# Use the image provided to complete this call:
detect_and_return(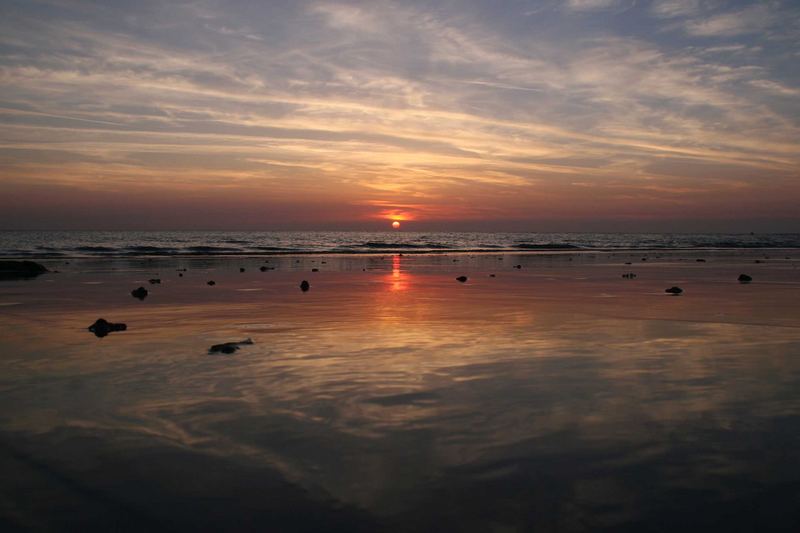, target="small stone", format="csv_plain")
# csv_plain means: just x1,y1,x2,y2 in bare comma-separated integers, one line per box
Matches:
148,278,161,284
178,273,183,277
514,265,522,269
209,338,253,355
665,286,683,295
696,259,706,262
88,318,127,338
260,266,267,272
240,267,245,273
311,268,319,272
456,276,468,282
489,274,496,277
131,286,148,300
738,274,753,283
207,280,216,286
300,280,310,291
